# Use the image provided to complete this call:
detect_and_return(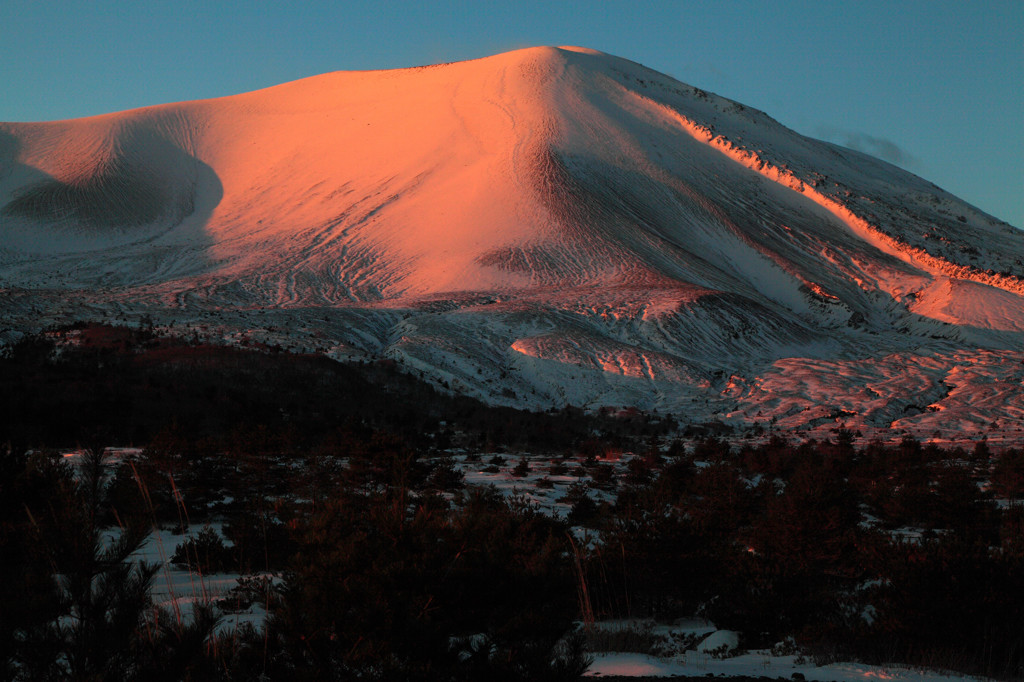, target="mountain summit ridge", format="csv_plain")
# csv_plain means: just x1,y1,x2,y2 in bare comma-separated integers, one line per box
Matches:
2,46,1022,438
